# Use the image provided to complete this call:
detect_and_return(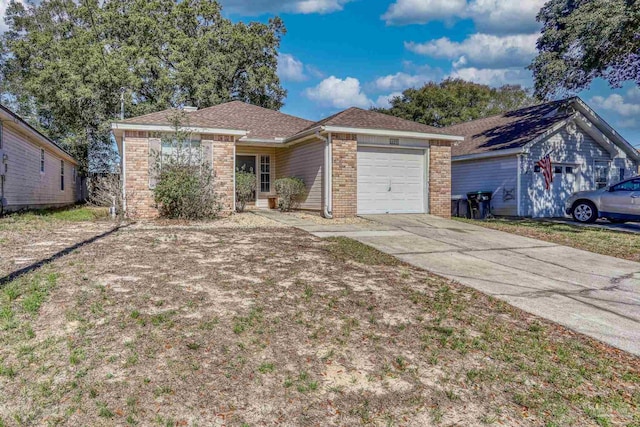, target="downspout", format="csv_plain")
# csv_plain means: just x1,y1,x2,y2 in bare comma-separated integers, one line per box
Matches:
426,144,431,214
318,131,333,219
121,133,127,214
